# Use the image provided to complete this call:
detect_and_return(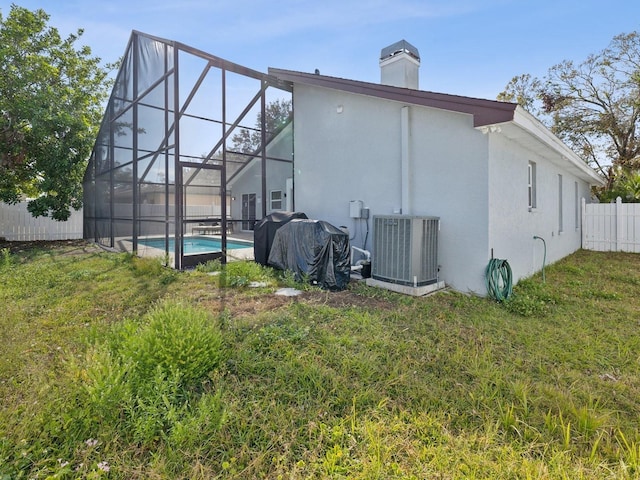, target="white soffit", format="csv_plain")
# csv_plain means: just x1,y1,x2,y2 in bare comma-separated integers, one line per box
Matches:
480,106,605,186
